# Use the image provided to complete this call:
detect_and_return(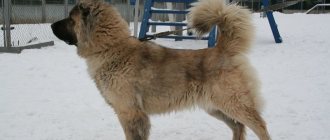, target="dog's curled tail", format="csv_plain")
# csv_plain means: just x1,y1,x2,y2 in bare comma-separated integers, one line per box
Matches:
188,0,254,55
